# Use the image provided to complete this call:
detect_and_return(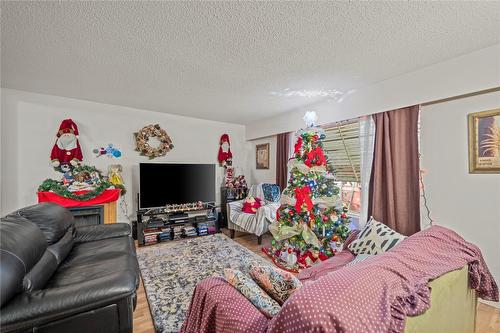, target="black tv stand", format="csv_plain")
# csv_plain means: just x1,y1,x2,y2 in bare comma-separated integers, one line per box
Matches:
136,202,219,246
169,213,189,220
